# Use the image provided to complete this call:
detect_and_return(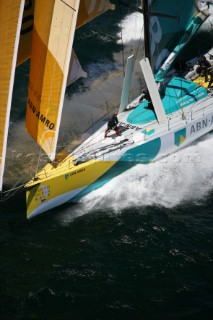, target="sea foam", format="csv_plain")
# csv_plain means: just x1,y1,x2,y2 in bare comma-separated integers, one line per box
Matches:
81,133,213,211
59,133,213,226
